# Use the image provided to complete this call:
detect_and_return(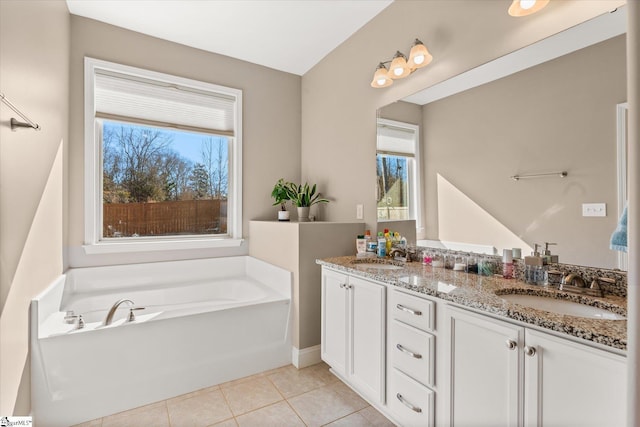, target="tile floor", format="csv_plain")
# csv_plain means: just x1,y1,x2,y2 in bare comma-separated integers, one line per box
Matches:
73,362,397,427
